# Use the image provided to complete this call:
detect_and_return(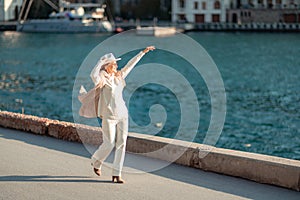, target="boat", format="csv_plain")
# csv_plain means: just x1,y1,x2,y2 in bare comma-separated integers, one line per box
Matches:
136,26,178,37
17,0,114,33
